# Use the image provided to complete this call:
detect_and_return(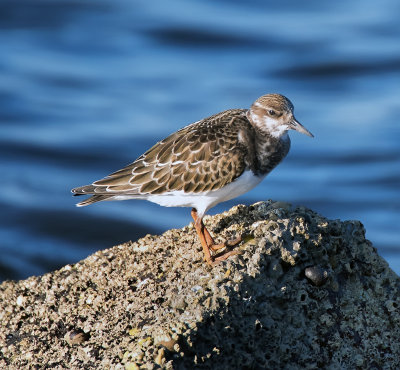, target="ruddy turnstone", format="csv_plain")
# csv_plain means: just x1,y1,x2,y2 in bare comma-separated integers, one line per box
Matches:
72,94,313,266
